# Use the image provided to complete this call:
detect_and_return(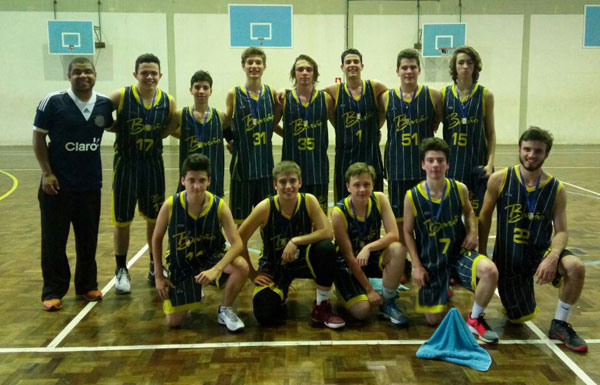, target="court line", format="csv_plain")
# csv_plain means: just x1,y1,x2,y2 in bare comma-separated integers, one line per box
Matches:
46,244,149,349
563,182,600,197
0,170,19,201
568,191,600,200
